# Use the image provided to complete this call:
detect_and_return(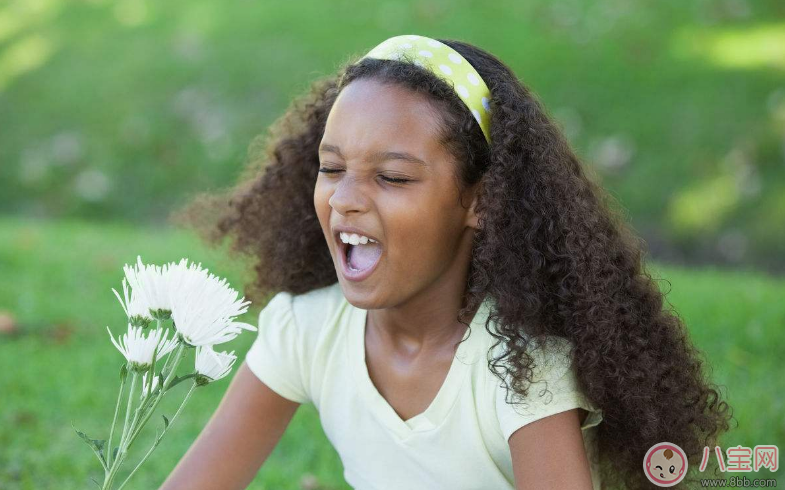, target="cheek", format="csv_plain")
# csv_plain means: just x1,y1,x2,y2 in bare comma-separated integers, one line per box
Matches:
313,189,335,245
390,187,464,237
386,211,457,265
313,184,331,217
